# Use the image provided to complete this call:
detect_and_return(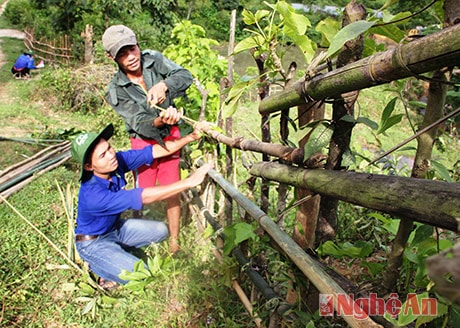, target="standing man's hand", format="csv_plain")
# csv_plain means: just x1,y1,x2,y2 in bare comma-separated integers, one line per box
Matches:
148,81,168,106
159,106,181,125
